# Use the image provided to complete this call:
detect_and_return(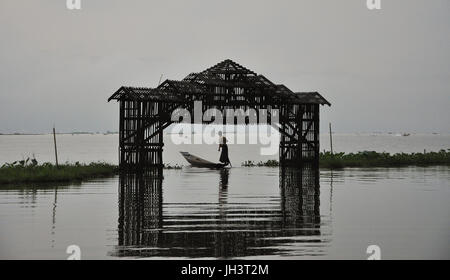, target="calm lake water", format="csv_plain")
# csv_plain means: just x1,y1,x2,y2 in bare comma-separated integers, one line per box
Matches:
0,134,449,259
0,133,449,166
